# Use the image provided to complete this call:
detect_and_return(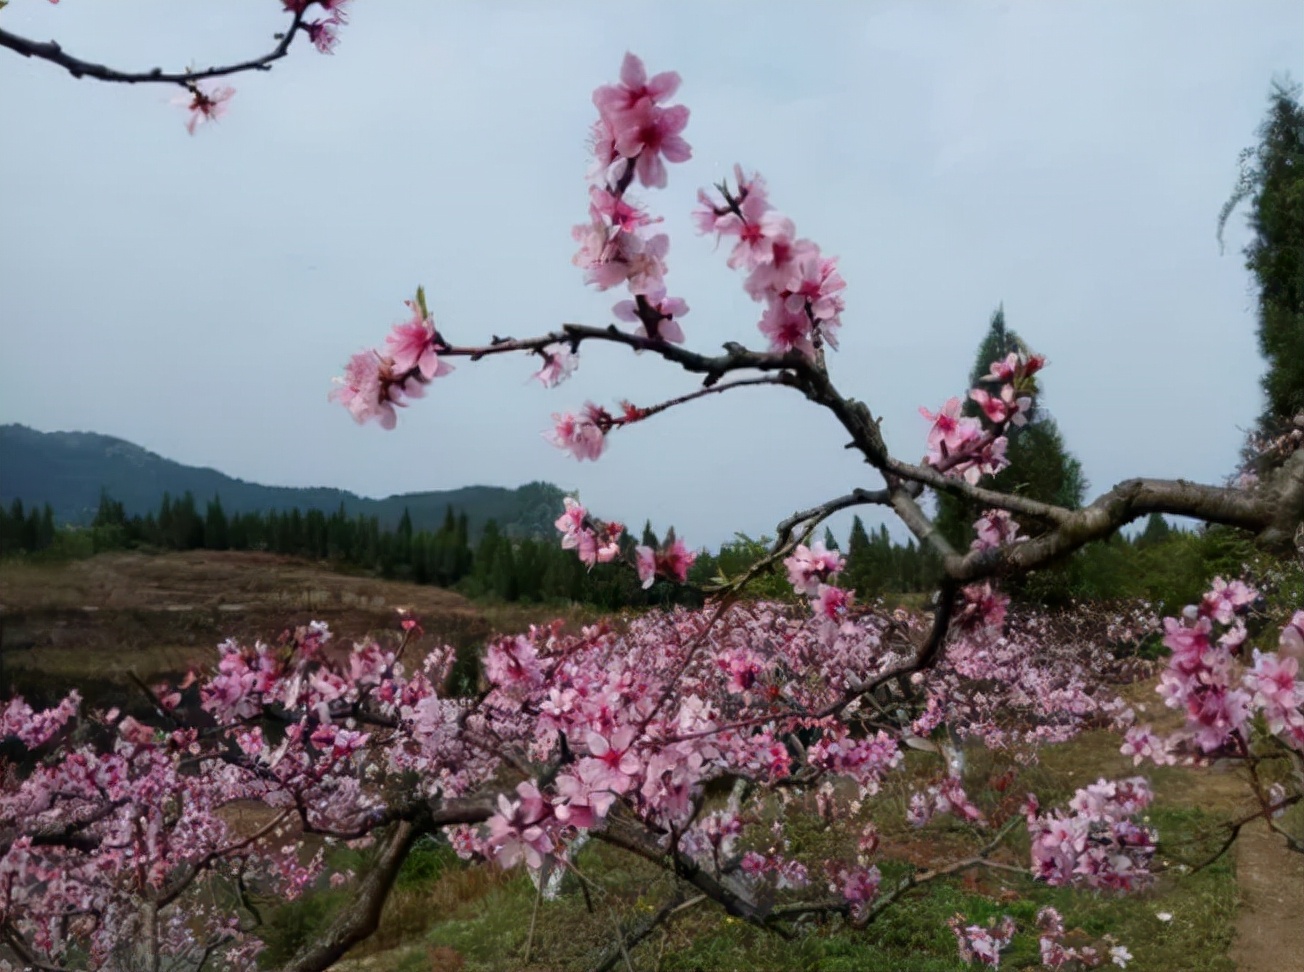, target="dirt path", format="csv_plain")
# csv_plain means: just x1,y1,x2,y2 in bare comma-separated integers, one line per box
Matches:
1231,818,1304,972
